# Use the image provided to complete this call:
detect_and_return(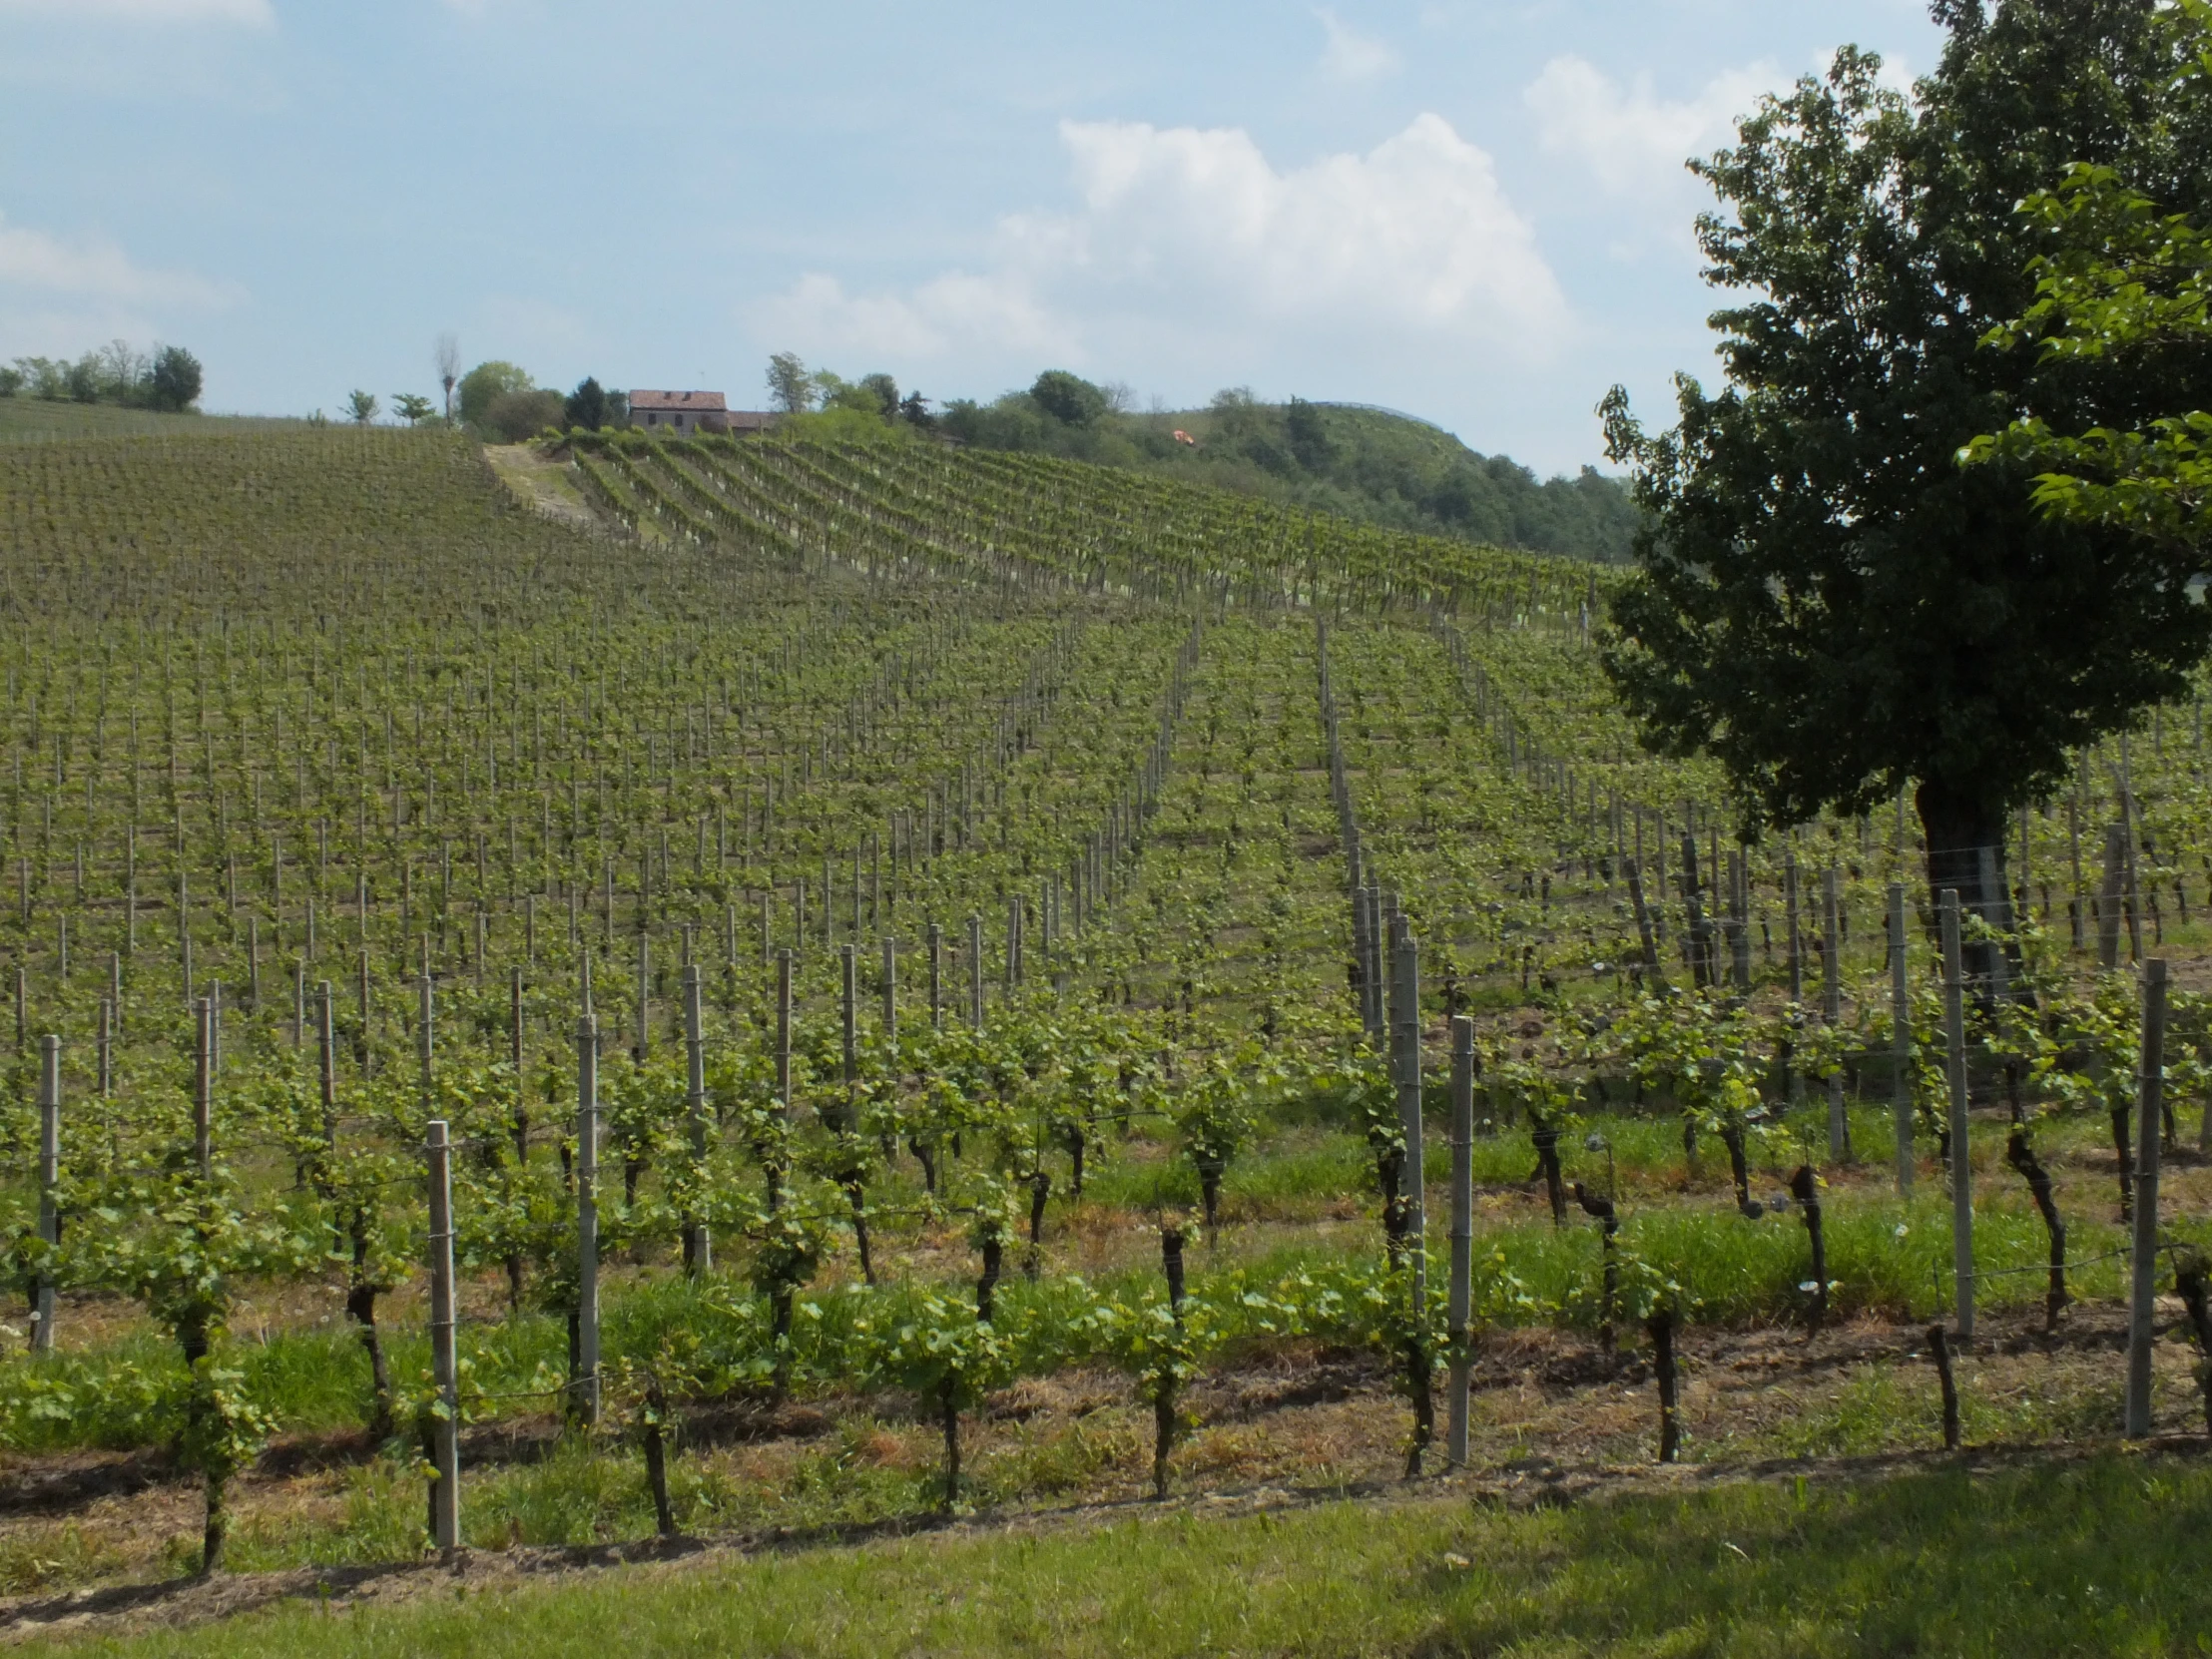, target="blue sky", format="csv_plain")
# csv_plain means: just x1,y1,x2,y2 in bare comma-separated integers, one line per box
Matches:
0,0,1944,474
